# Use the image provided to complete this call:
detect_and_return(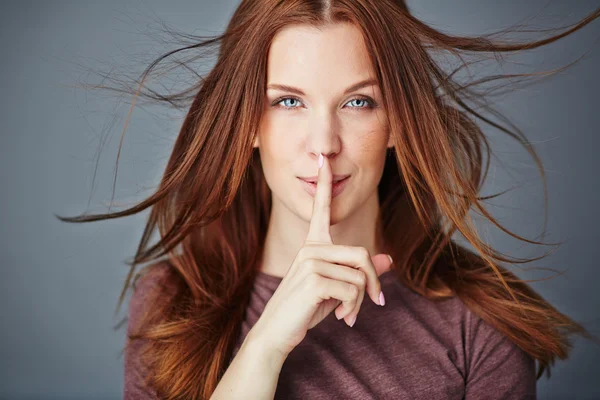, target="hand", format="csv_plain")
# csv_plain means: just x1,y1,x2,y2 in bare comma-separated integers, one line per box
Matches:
248,152,393,358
